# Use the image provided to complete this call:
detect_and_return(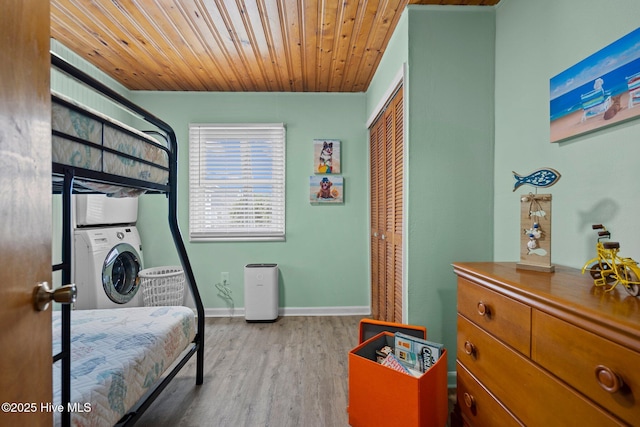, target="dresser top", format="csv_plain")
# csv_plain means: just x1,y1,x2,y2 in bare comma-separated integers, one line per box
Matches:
453,262,640,351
